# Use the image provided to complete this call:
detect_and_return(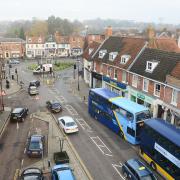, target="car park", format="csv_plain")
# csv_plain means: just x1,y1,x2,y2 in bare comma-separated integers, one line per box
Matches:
46,100,62,113
122,158,157,180
29,80,40,87
10,107,28,122
20,167,44,180
28,85,39,95
58,116,78,134
52,164,76,180
26,134,45,158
